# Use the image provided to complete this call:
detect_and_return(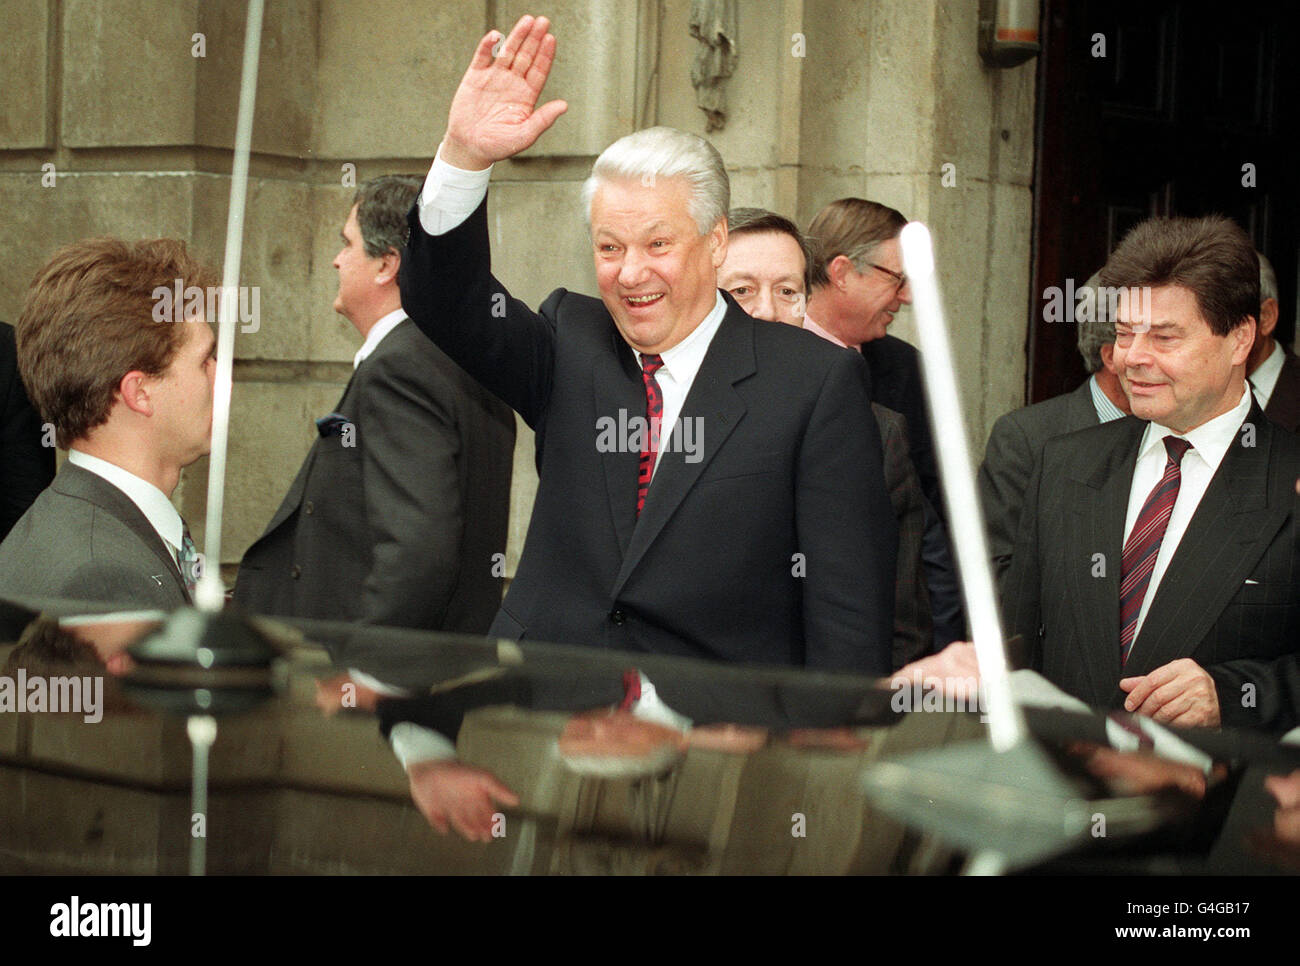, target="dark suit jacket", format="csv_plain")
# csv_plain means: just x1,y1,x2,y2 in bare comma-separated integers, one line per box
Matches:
861,333,963,646
0,462,191,609
979,378,1100,582
0,321,54,541
1263,346,1300,433
398,197,897,674
234,319,515,633
873,403,931,668
1002,402,1300,732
